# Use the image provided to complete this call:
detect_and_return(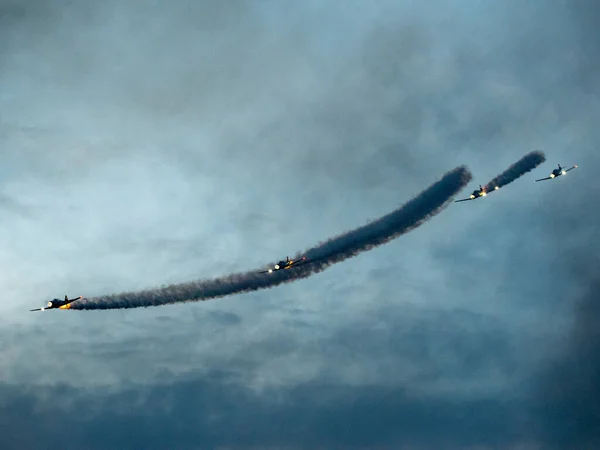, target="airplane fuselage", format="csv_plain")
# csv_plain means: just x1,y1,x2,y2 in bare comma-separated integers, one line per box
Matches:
456,185,498,203
31,295,82,311
262,257,307,273
534,164,576,182
43,299,72,310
